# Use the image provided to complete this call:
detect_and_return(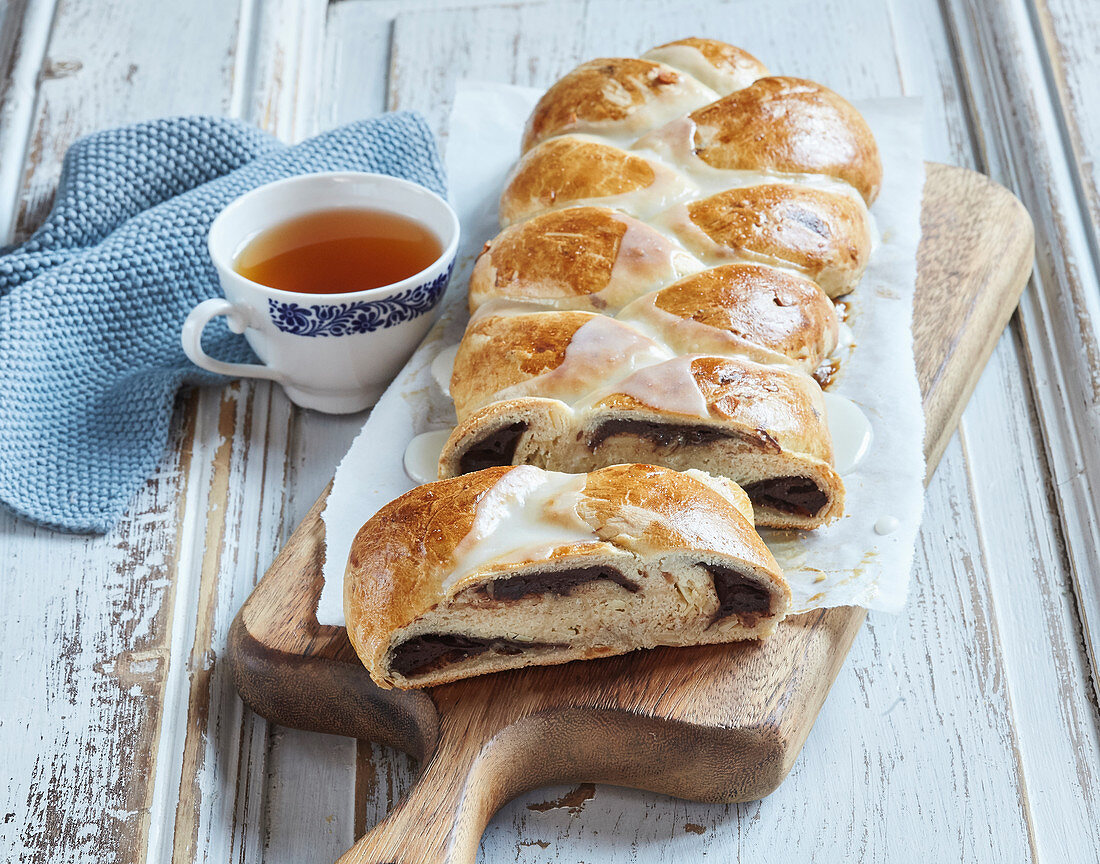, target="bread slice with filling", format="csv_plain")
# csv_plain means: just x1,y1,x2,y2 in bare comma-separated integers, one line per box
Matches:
441,307,844,529
344,464,790,690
